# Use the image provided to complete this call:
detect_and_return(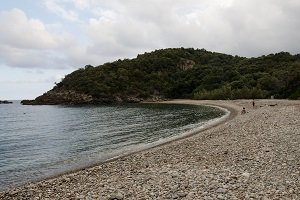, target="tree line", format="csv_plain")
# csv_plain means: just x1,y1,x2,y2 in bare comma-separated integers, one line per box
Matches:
54,48,300,101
